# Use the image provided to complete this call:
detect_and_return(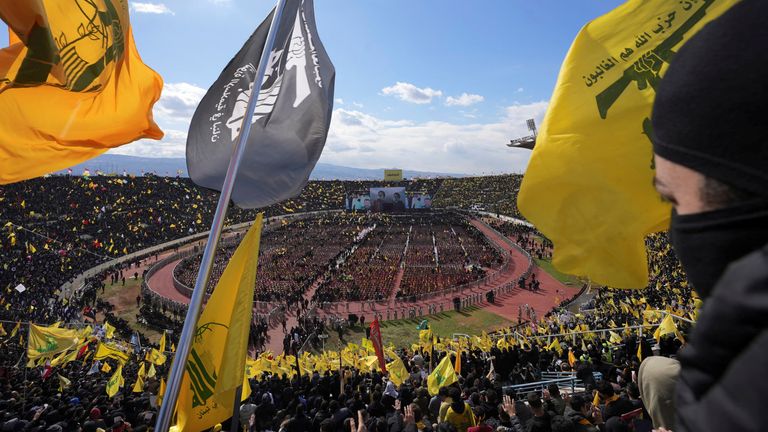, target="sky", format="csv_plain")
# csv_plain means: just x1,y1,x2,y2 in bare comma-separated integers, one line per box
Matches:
1,0,626,175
